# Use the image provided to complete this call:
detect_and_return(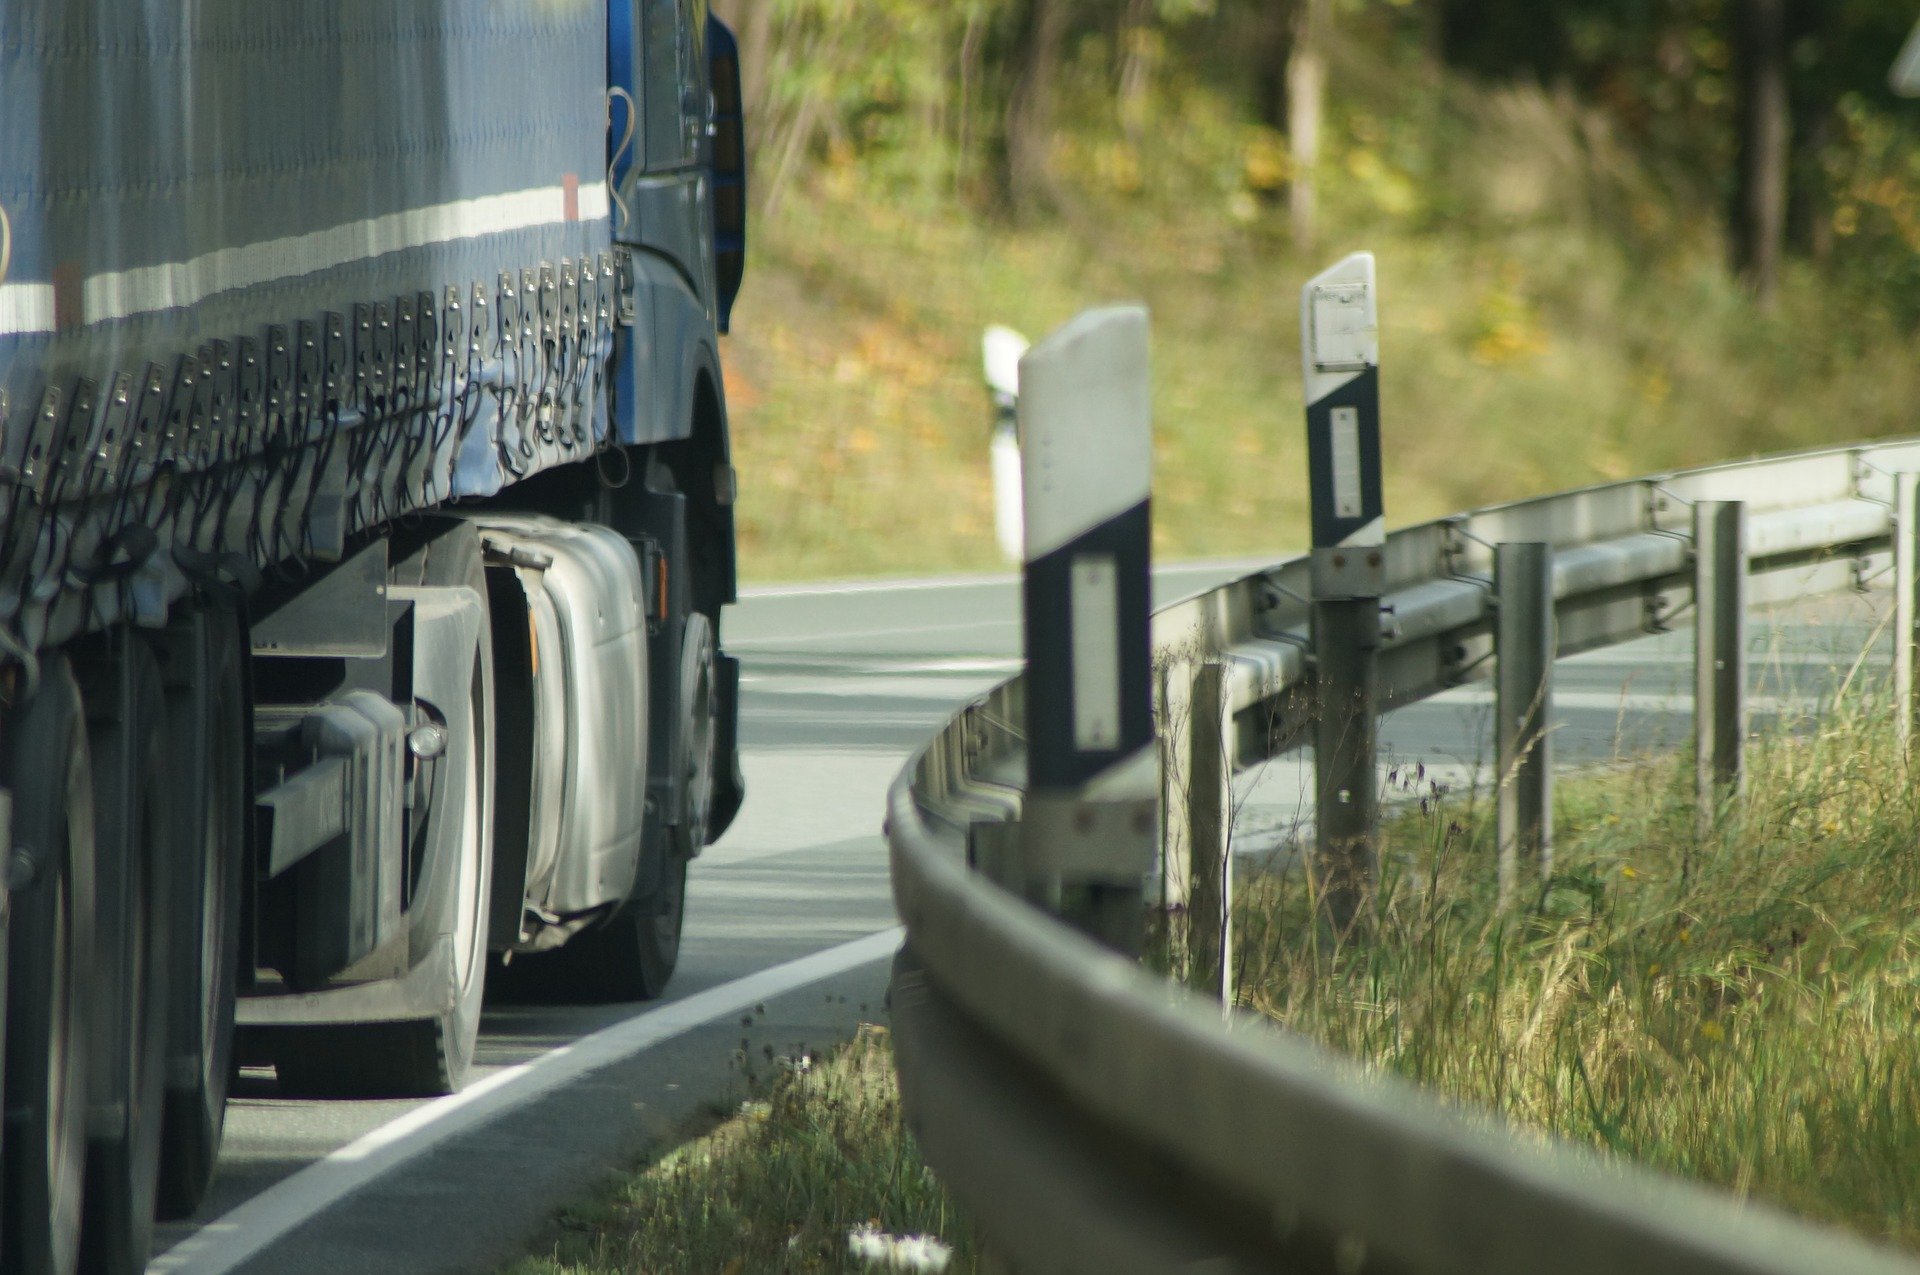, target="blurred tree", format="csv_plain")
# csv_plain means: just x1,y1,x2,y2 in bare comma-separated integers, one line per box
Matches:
1732,0,1789,303
1251,0,1332,248
1287,0,1332,247
1001,0,1075,216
